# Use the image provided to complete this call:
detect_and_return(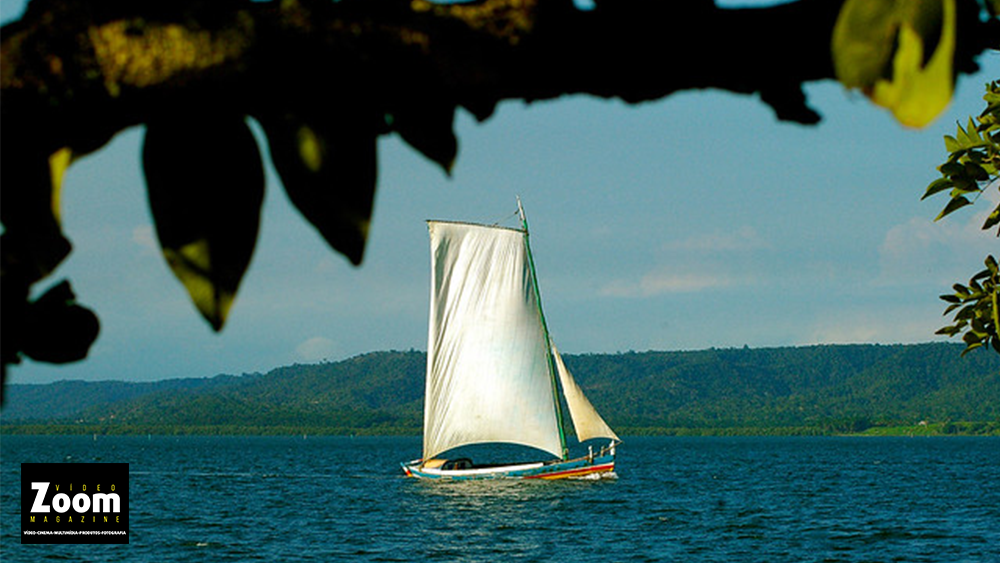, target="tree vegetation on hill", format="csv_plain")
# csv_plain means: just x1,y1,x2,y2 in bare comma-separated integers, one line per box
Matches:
562,344,1000,432
3,345,998,435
